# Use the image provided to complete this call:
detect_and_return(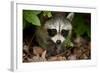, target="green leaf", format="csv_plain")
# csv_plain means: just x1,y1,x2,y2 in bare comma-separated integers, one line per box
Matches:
43,11,52,18
62,35,73,49
23,10,41,26
47,12,52,17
